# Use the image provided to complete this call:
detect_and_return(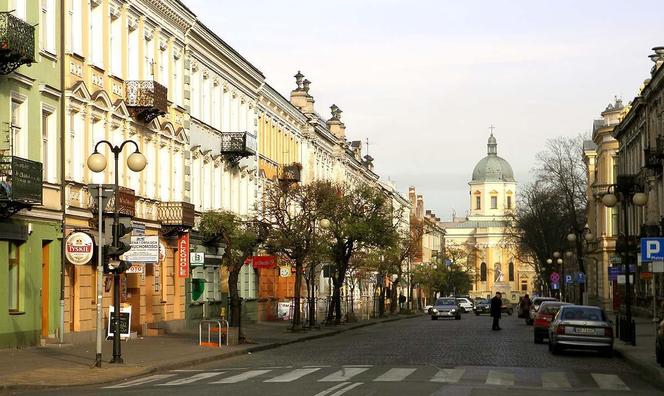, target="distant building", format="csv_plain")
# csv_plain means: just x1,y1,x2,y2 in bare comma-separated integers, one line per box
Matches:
441,134,534,301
